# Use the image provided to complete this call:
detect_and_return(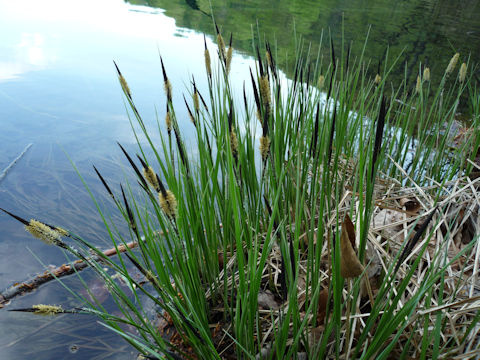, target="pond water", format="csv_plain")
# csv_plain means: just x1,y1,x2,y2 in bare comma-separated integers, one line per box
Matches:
0,0,479,358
